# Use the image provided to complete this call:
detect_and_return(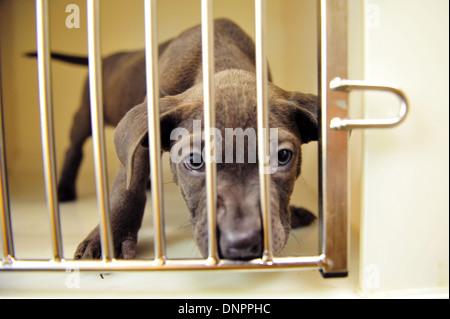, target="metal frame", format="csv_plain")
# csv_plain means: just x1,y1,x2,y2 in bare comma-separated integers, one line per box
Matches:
0,0,371,277
317,0,409,277
318,0,349,277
